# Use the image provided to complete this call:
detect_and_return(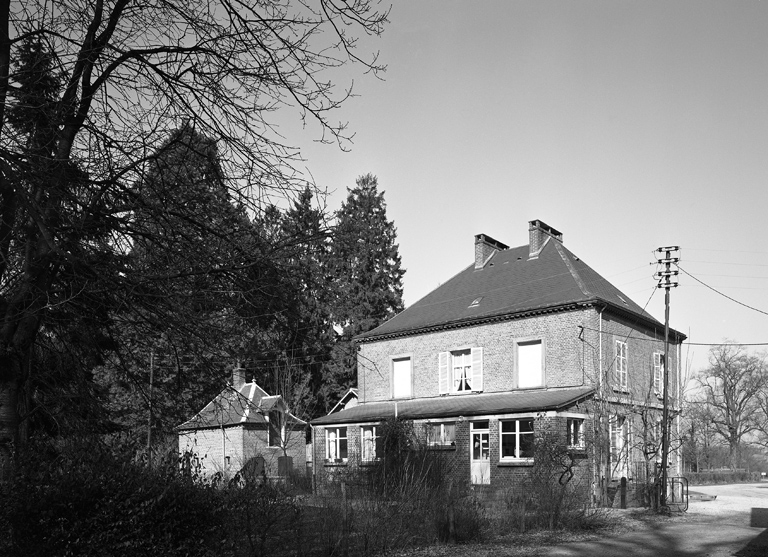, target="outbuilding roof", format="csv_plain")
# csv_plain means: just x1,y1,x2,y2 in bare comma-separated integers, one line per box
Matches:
178,381,306,431
312,386,594,425
357,231,683,342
